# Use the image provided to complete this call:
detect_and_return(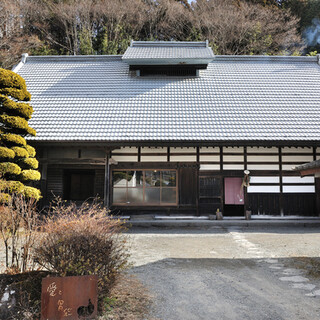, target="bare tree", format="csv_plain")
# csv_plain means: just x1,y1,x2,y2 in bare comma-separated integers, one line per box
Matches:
192,0,303,55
